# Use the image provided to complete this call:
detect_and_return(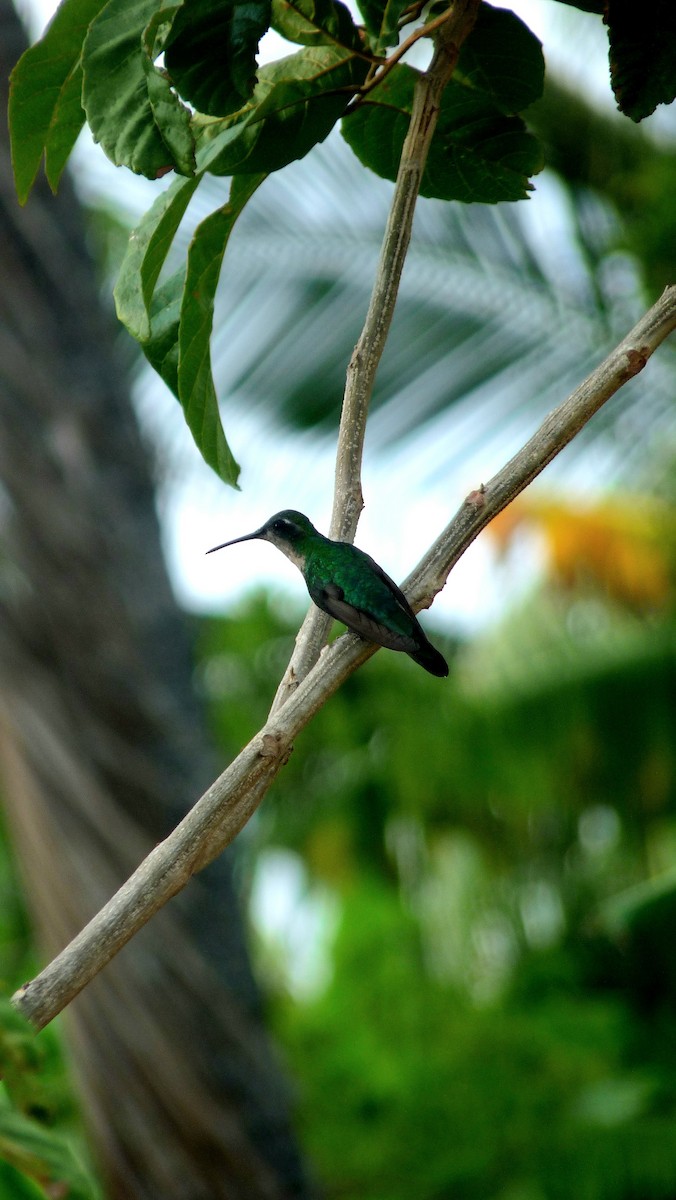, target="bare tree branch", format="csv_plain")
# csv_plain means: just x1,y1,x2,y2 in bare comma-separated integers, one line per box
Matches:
13,282,676,1031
